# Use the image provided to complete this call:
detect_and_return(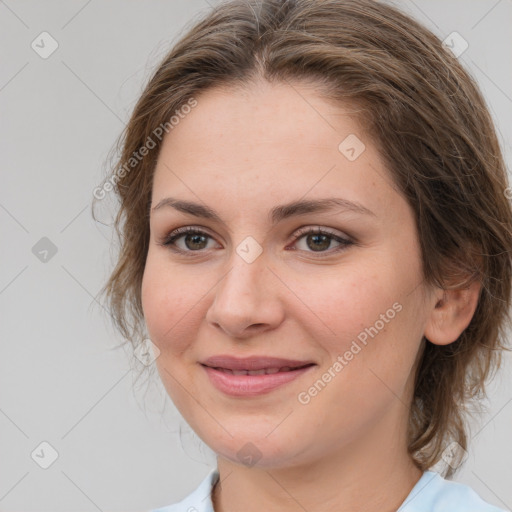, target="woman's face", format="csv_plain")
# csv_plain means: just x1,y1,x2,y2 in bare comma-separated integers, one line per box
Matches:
141,80,435,469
